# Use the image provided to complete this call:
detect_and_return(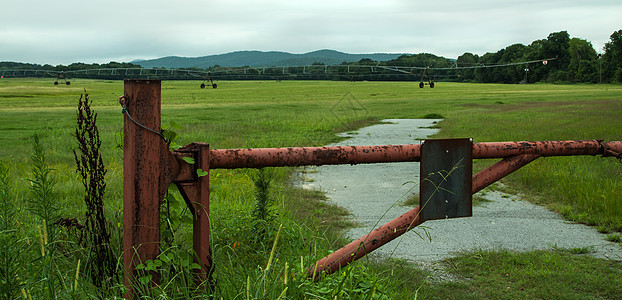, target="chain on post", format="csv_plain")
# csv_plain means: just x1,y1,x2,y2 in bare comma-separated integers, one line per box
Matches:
118,95,166,140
